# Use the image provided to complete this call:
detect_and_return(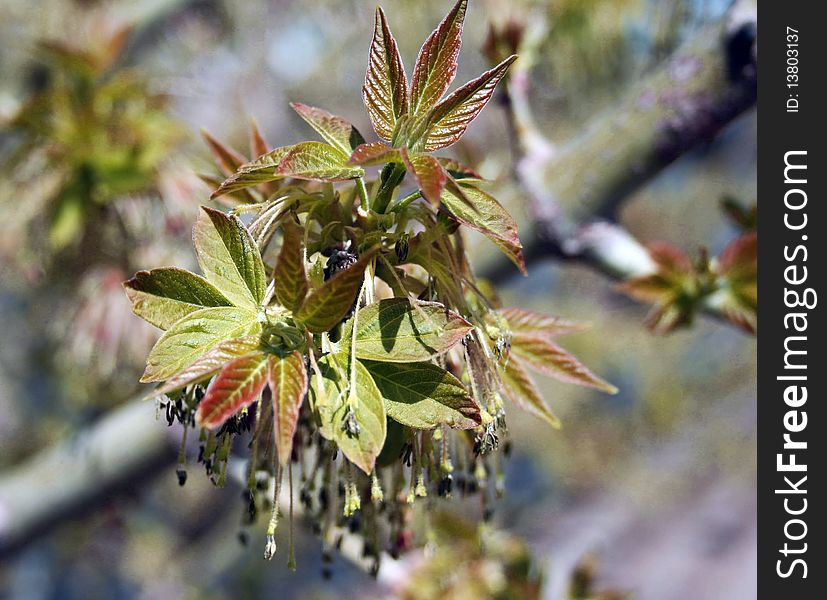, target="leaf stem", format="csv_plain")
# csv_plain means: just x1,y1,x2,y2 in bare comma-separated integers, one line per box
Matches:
356,177,370,212
373,163,407,214
390,190,422,213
